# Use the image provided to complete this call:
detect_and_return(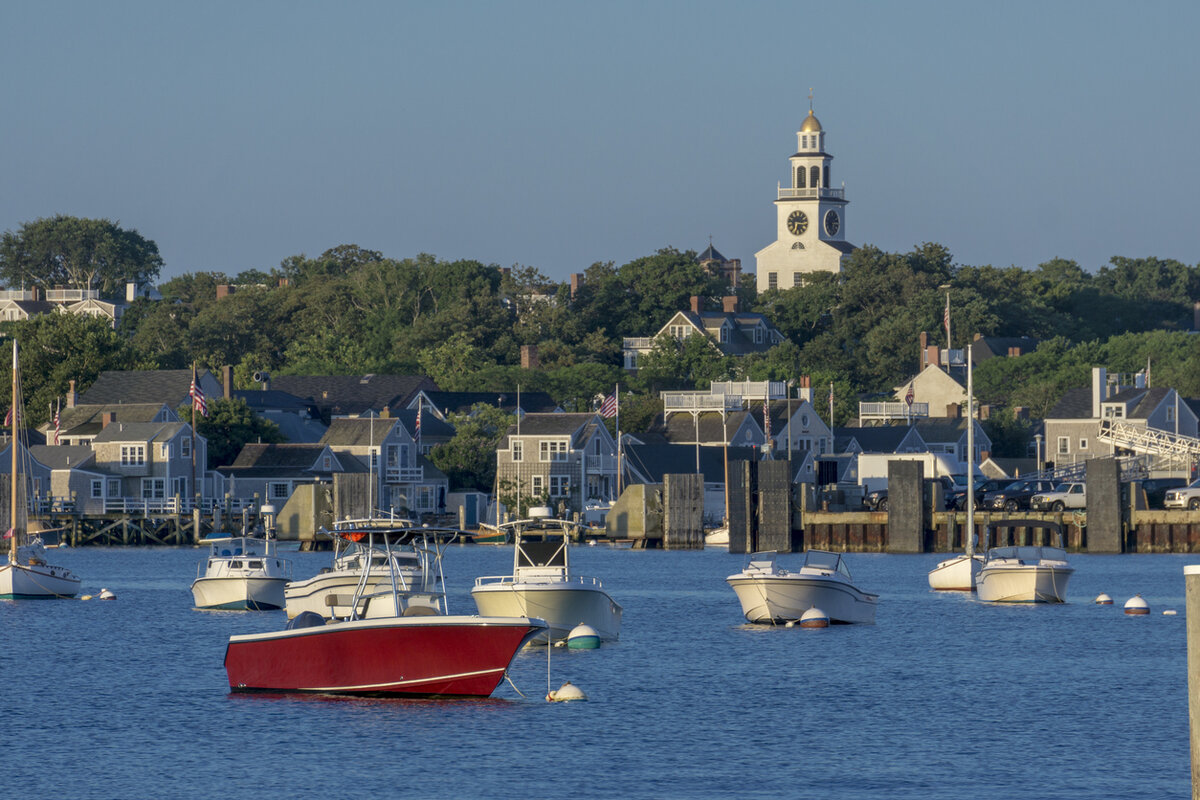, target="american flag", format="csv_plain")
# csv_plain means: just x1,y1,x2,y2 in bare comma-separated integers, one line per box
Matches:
190,376,208,417
943,296,951,340
763,398,771,439
905,383,915,407
53,401,60,445
599,392,618,418
415,409,422,442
